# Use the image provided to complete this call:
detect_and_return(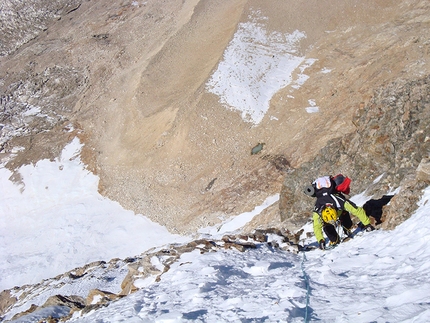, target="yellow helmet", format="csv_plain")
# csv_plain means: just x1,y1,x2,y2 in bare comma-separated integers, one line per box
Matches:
321,205,338,224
